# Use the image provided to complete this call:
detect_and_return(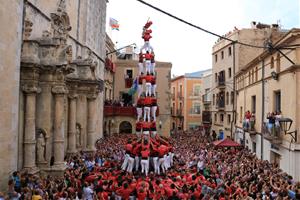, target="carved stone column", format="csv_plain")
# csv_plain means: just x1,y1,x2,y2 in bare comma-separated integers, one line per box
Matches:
67,94,77,154
86,93,97,151
52,85,68,169
23,85,40,171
